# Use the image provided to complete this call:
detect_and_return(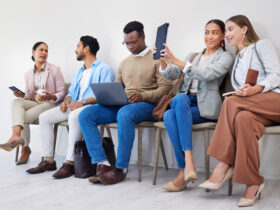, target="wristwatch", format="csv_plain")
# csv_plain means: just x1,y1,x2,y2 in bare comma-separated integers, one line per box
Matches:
81,99,86,105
